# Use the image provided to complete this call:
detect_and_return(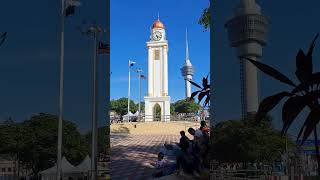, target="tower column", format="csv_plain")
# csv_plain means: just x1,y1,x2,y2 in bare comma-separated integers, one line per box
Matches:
181,29,194,99
148,47,153,96
244,56,259,113
239,56,259,118
145,17,170,122
225,0,269,119
163,46,168,96
185,75,192,97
